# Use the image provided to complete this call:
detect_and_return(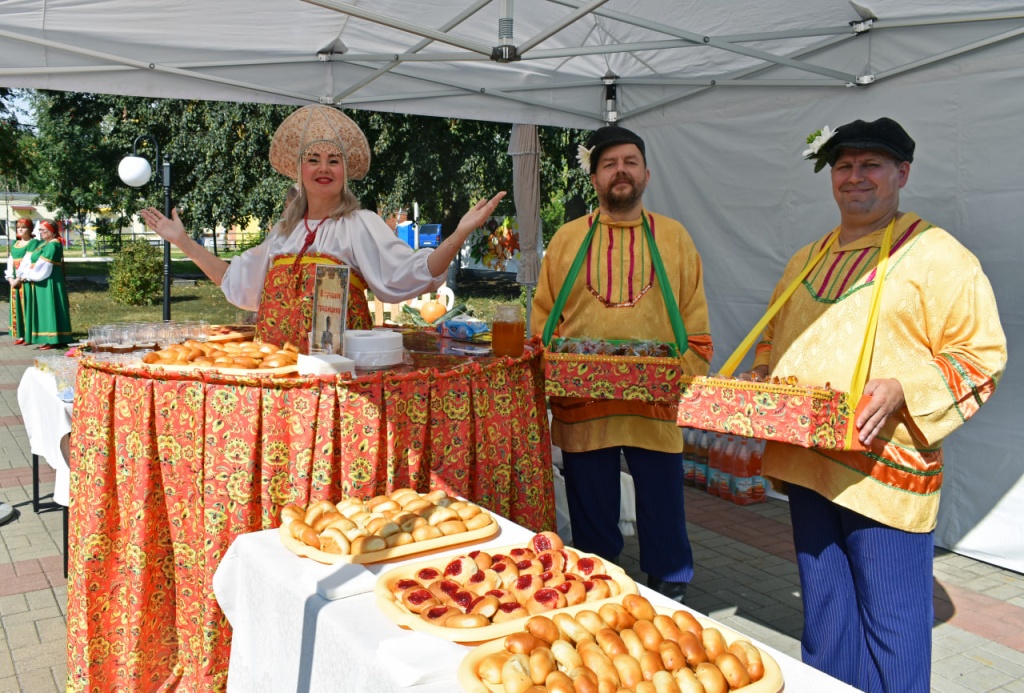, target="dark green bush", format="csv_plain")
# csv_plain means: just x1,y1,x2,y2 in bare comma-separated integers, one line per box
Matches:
109,239,163,306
